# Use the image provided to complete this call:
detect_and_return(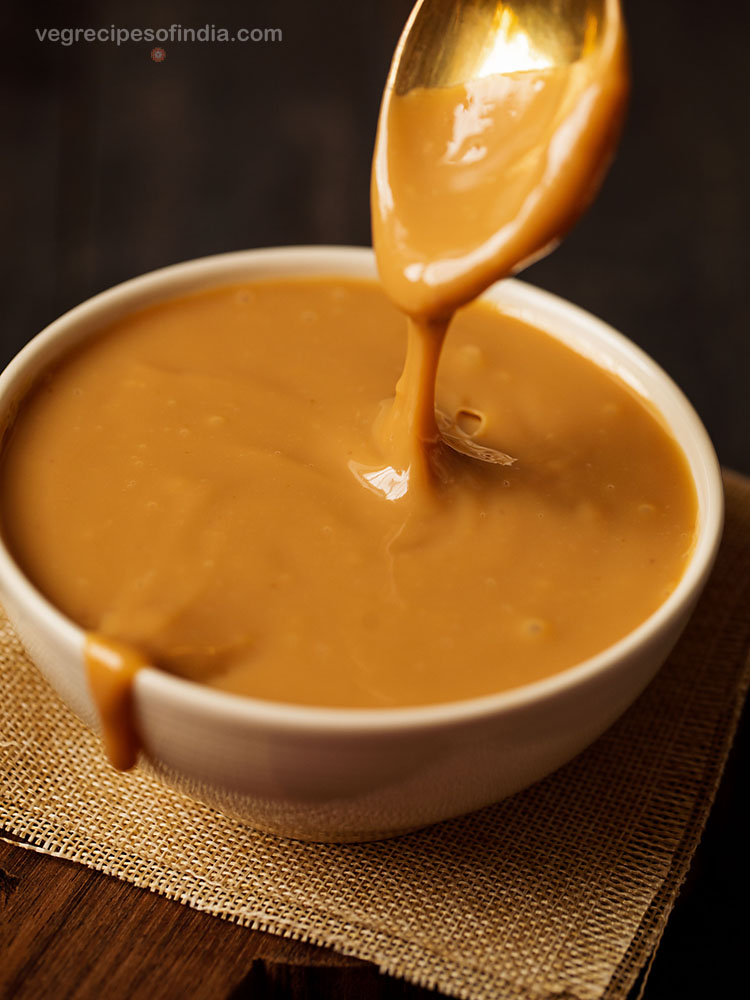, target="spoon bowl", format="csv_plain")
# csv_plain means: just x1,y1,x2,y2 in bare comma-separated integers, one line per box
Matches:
372,0,629,318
